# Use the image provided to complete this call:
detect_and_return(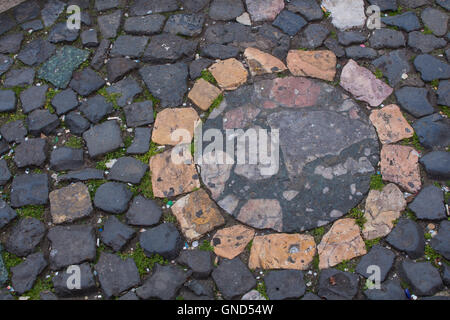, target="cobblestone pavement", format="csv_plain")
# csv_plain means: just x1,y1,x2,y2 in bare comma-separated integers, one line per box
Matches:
0,0,449,300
